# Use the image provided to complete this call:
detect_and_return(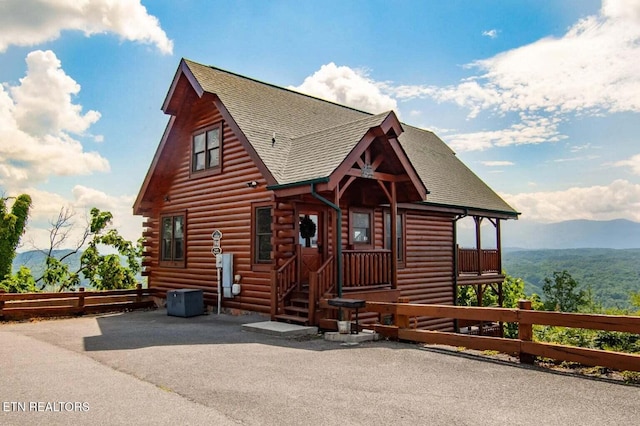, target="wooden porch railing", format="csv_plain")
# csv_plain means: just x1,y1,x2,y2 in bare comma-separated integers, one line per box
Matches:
309,256,335,324
0,284,154,320
366,300,640,372
271,251,299,319
458,247,500,274
342,249,392,288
